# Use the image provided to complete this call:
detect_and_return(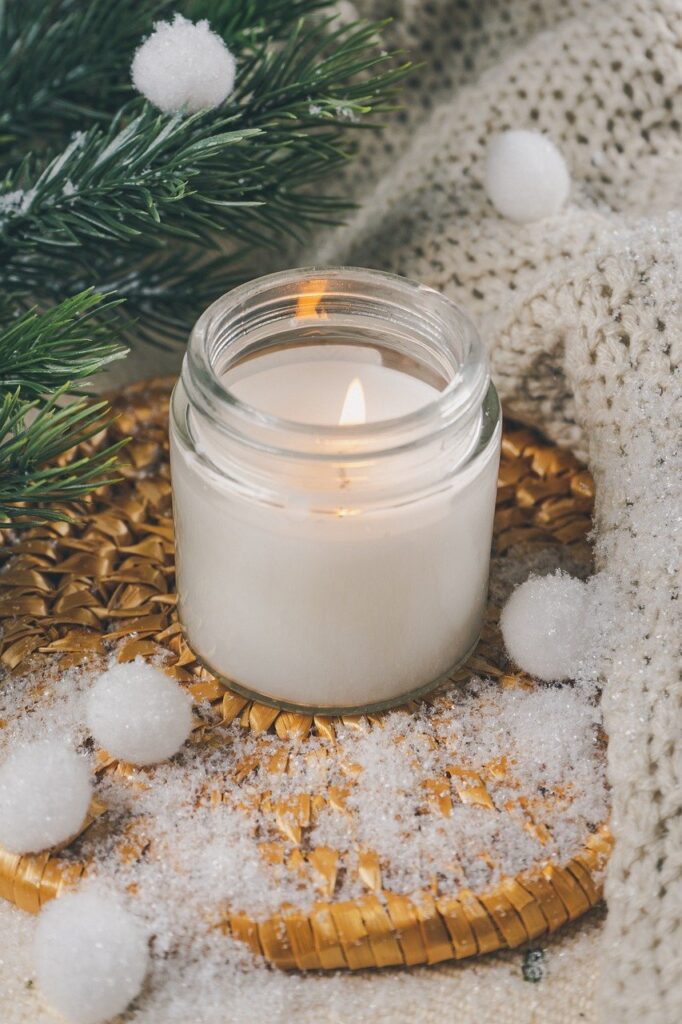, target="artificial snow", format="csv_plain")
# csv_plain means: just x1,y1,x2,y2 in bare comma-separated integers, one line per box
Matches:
0,545,609,1016
484,130,570,223
87,659,193,765
82,658,606,931
34,887,148,1024
500,571,590,681
0,739,91,854
0,188,37,228
131,14,236,114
